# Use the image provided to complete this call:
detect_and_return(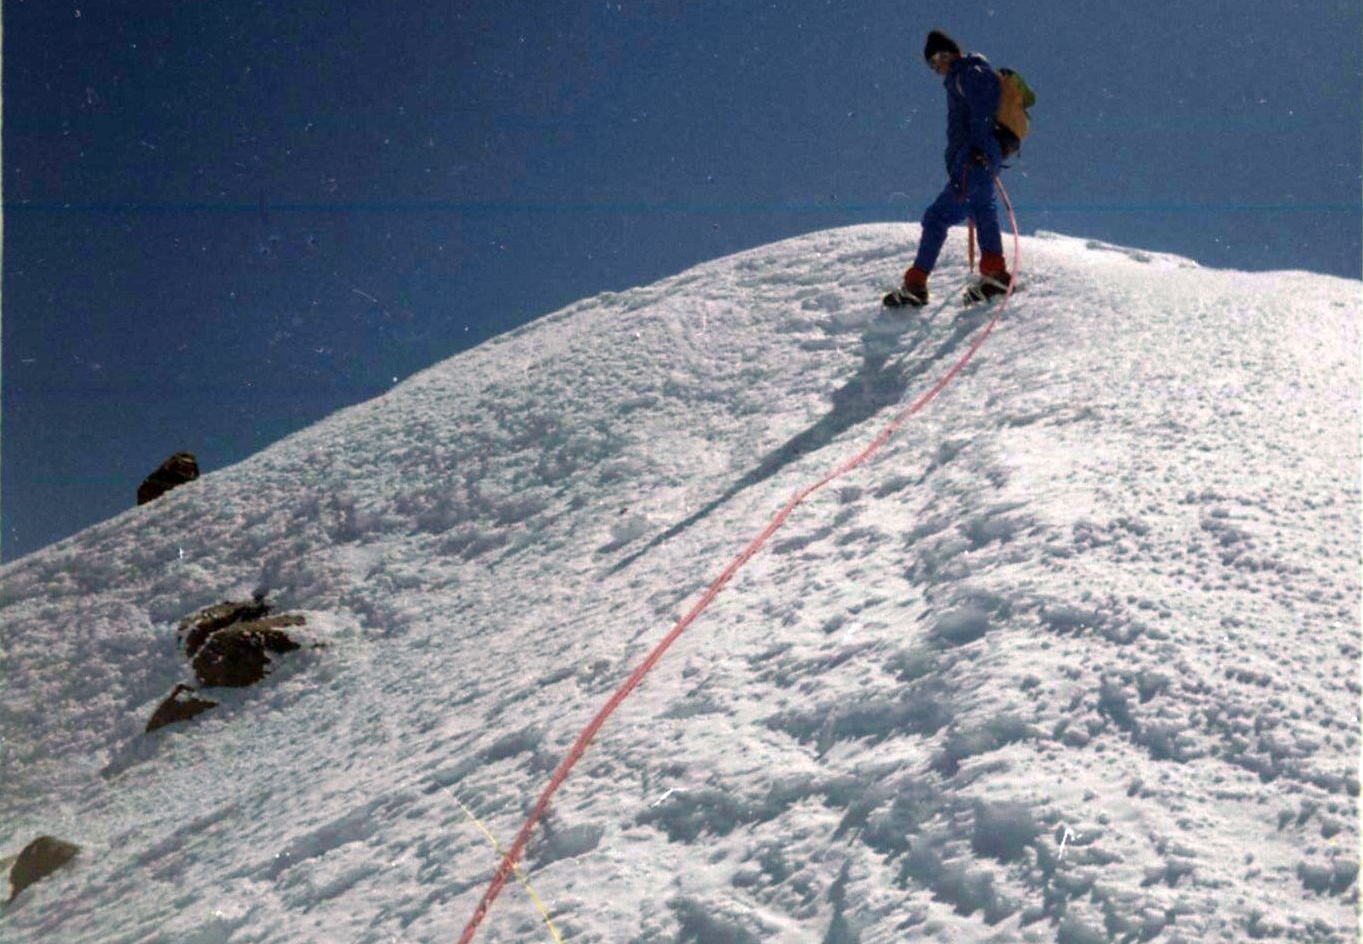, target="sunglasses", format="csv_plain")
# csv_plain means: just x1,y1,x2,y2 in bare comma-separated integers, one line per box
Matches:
928,51,953,70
